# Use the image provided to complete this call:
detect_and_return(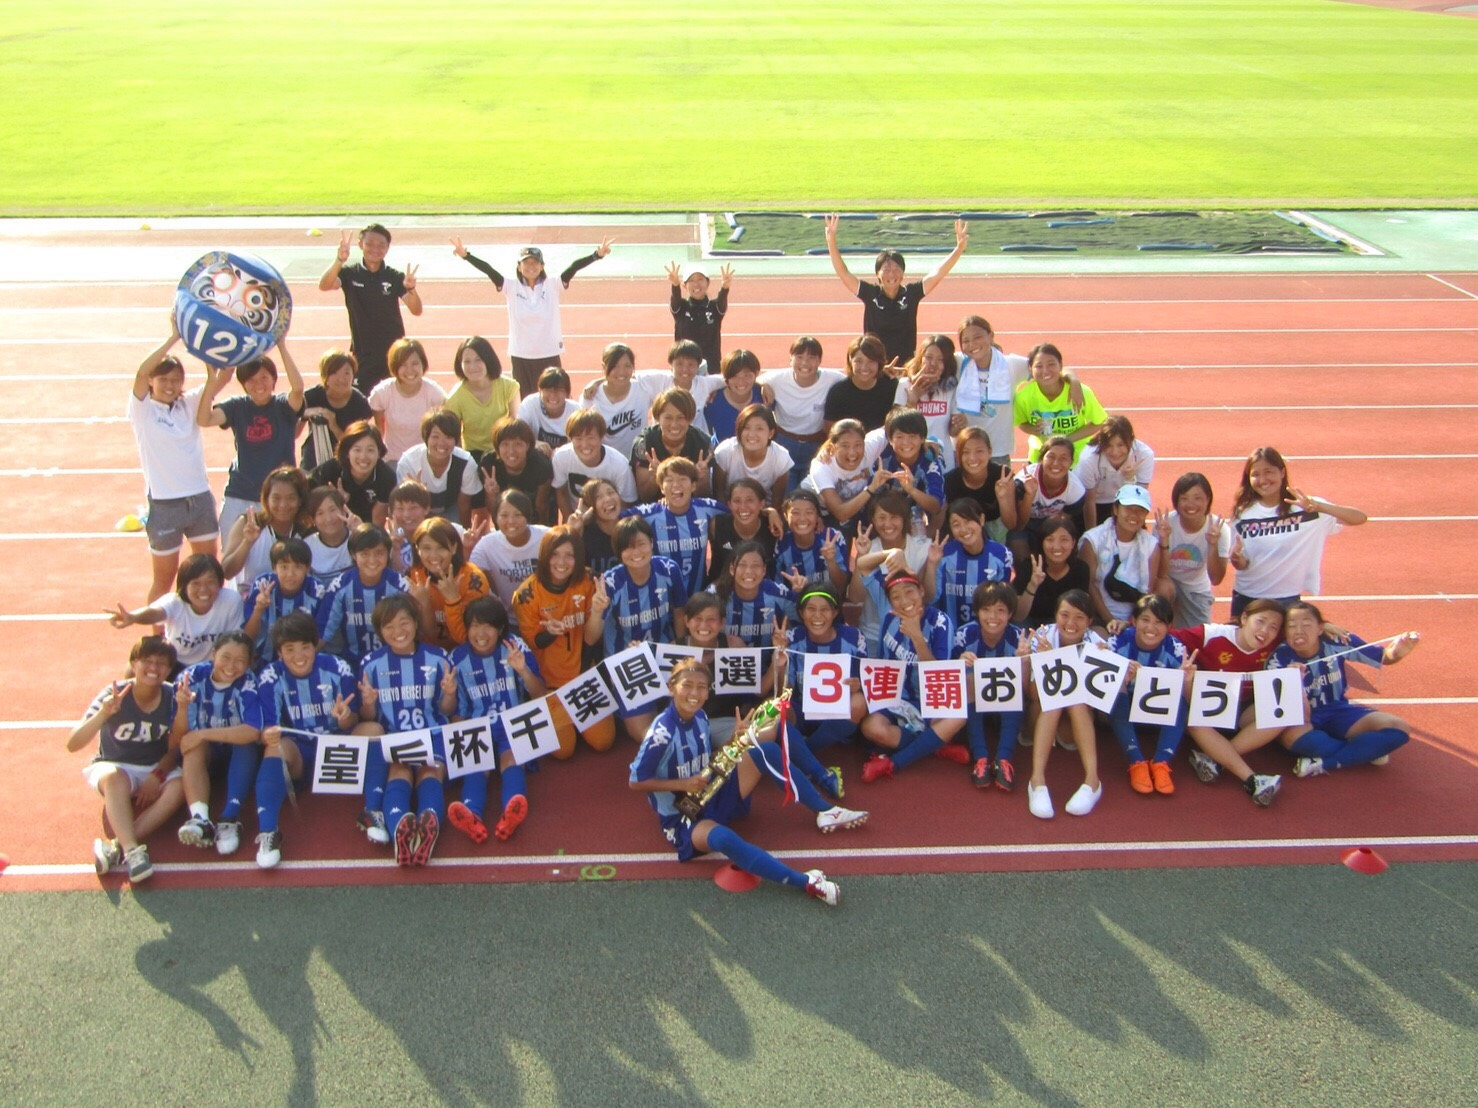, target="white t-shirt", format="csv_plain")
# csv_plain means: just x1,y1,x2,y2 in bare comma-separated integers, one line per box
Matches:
581,377,661,458
1081,520,1159,623
395,444,482,498
368,379,448,462
1232,503,1343,598
1022,464,1088,521
758,368,846,437
127,387,210,500
802,433,885,504
550,443,639,505
634,370,725,436
895,378,957,469
516,393,580,449
713,438,794,490
1166,511,1233,595
158,589,245,667
1076,440,1157,505
951,349,1030,461
504,277,564,360
470,526,550,607
306,534,353,582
